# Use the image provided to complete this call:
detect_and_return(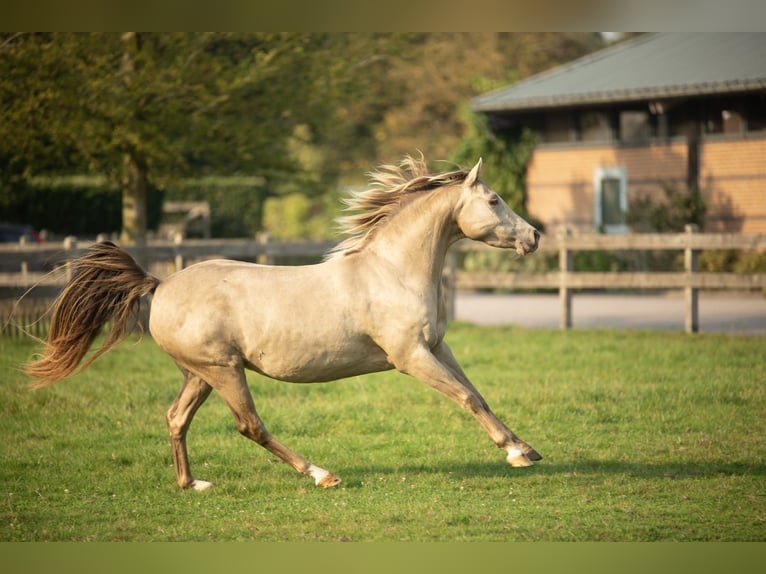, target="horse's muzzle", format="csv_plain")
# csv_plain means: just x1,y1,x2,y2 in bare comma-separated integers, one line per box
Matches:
515,228,540,256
